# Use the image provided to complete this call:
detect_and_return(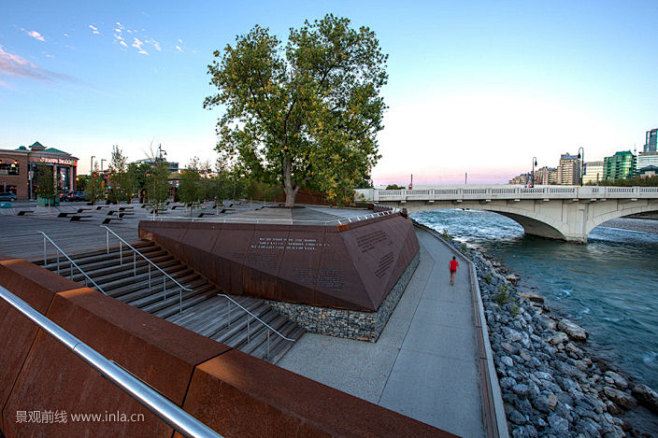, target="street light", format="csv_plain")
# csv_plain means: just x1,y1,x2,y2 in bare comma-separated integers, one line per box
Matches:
577,146,584,186
530,157,537,188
